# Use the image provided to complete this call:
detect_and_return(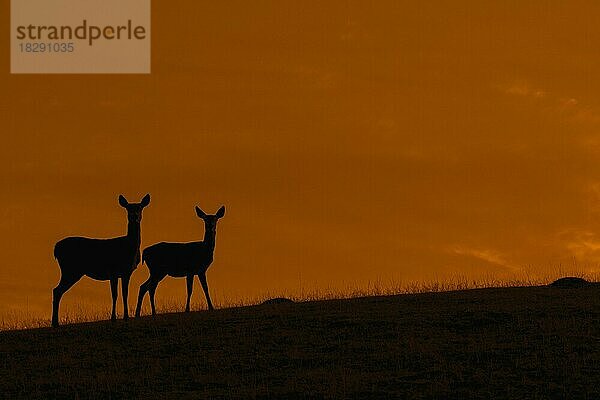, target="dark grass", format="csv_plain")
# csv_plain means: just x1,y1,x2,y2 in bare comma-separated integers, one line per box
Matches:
1,285,600,399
